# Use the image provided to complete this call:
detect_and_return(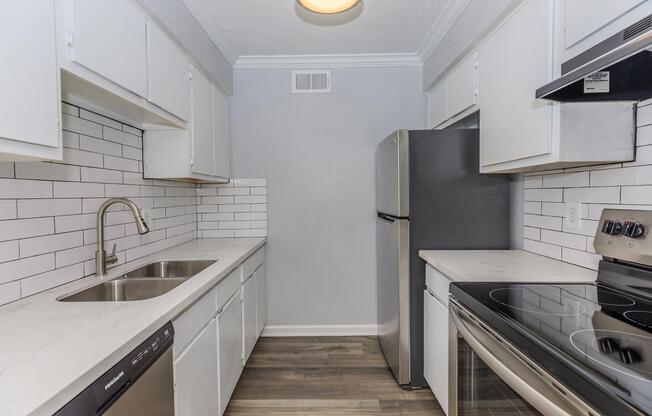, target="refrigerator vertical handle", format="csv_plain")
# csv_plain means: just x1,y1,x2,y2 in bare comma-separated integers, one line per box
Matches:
377,213,396,223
